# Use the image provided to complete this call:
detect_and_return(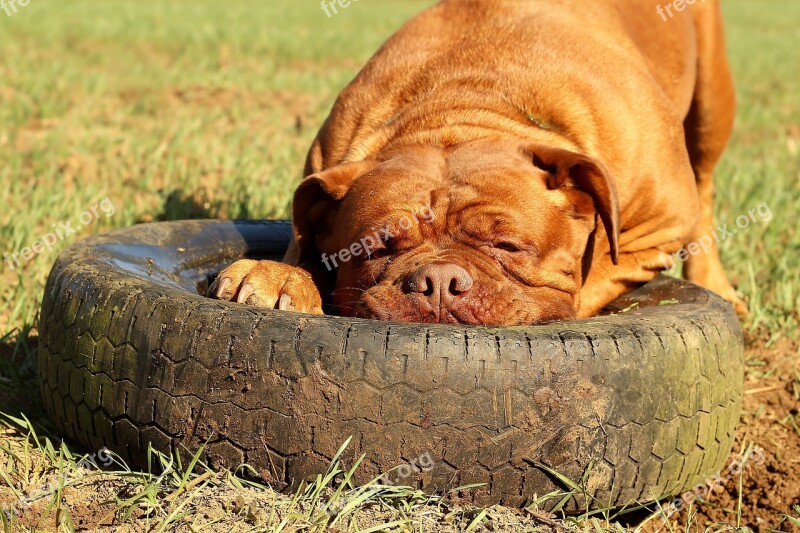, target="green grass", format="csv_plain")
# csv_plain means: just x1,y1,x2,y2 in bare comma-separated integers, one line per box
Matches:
711,1,800,341
0,0,798,530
